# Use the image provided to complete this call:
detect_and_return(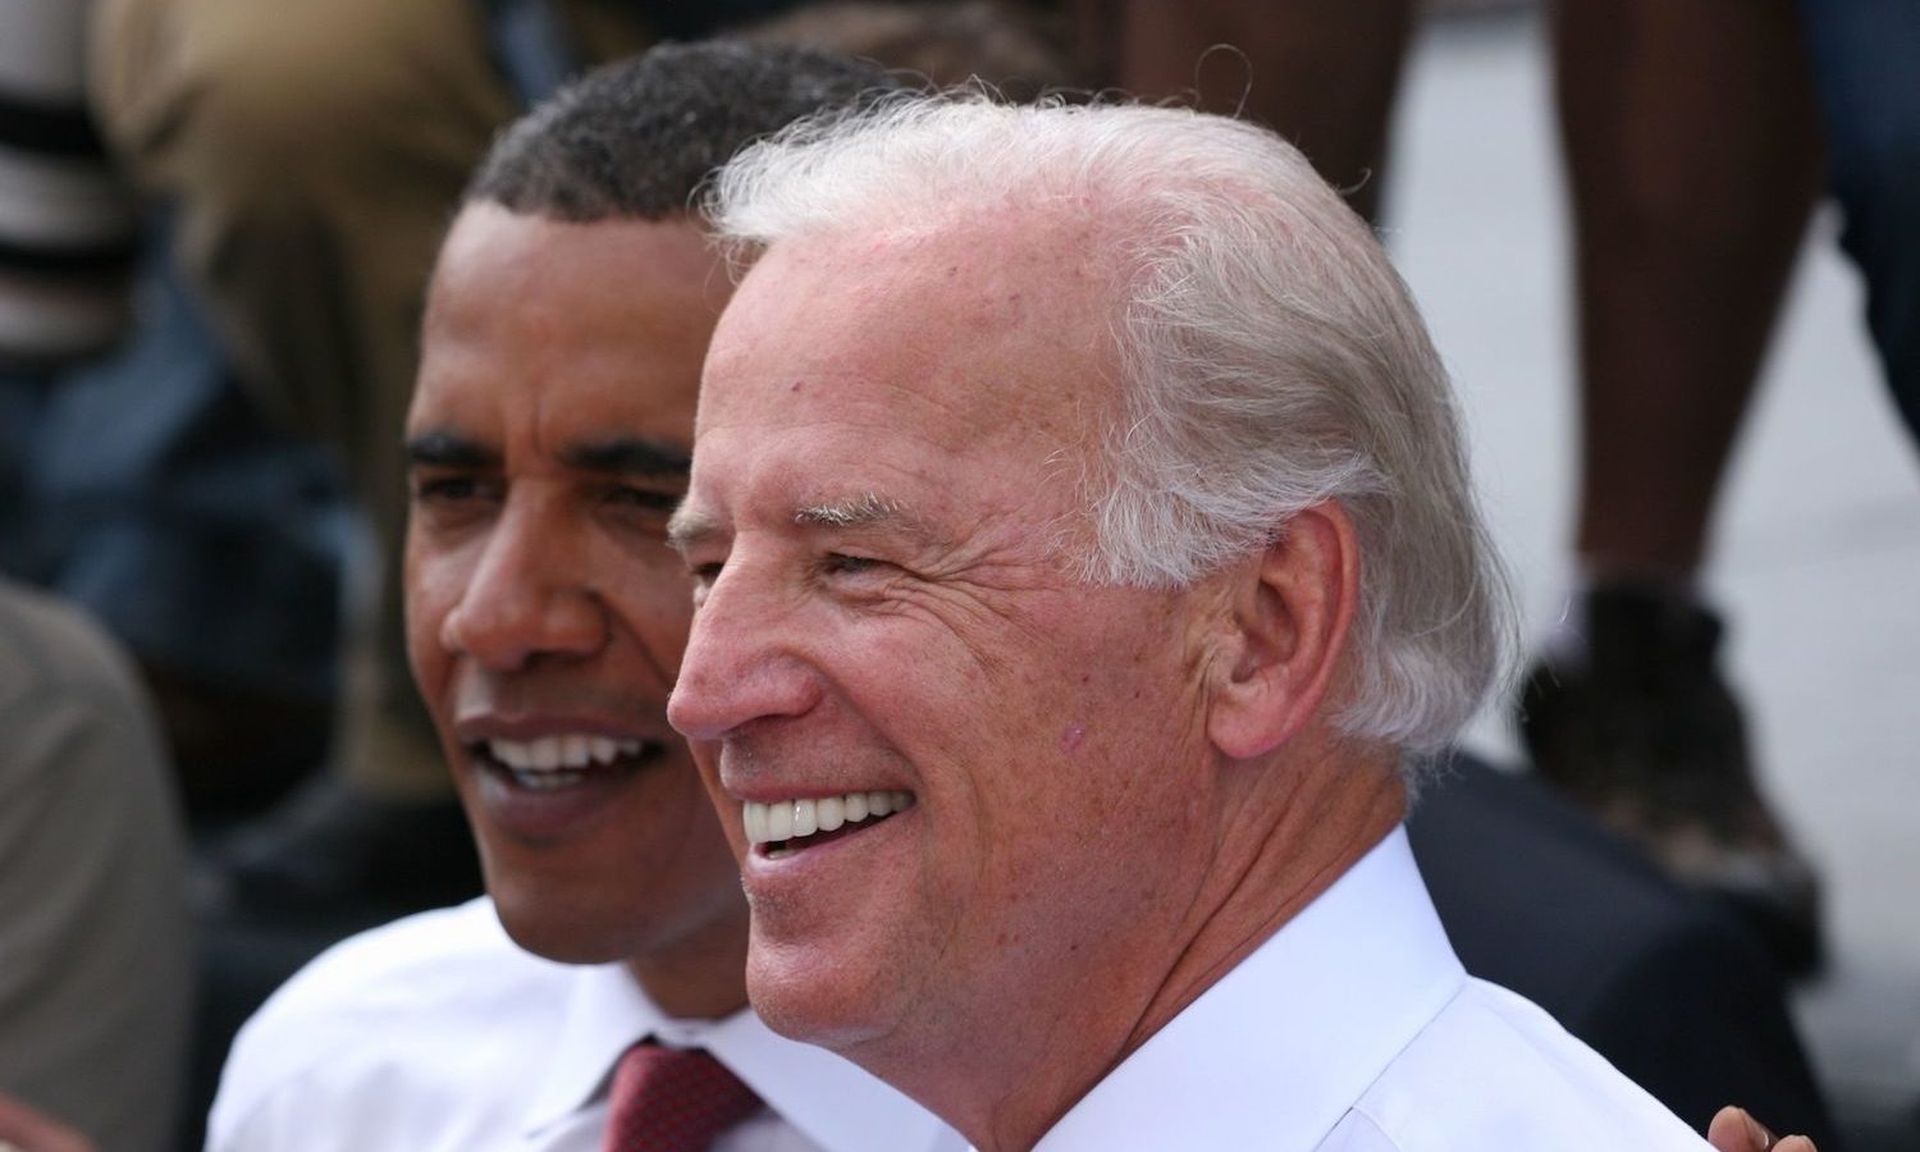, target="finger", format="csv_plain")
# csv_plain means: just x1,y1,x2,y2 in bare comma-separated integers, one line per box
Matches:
1772,1138,1817,1152
1707,1106,1779,1152
1707,1107,1757,1152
